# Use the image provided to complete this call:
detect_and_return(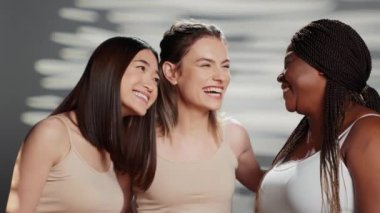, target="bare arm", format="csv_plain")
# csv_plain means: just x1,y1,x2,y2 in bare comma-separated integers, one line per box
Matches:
224,119,264,192
6,117,69,212
344,117,380,213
